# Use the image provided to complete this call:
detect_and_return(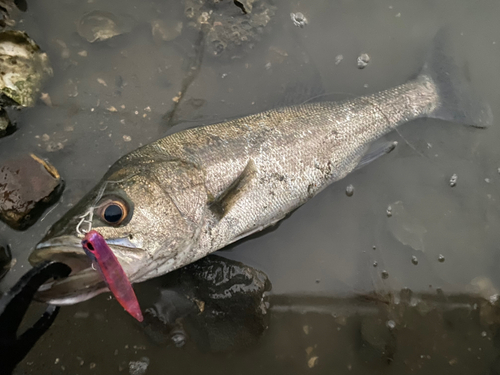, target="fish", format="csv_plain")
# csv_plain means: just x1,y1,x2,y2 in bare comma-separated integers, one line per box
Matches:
29,31,492,304
82,230,143,321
